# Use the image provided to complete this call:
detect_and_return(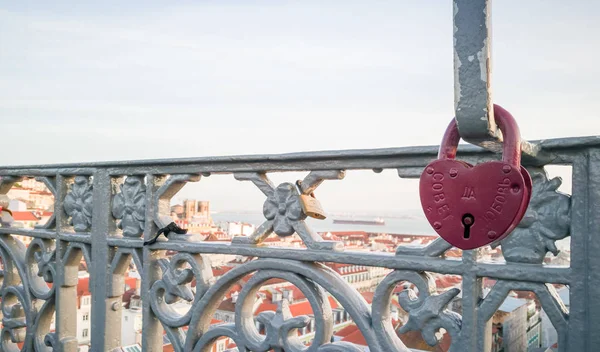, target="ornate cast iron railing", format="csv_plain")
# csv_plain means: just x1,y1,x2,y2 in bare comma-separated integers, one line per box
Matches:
0,136,598,352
